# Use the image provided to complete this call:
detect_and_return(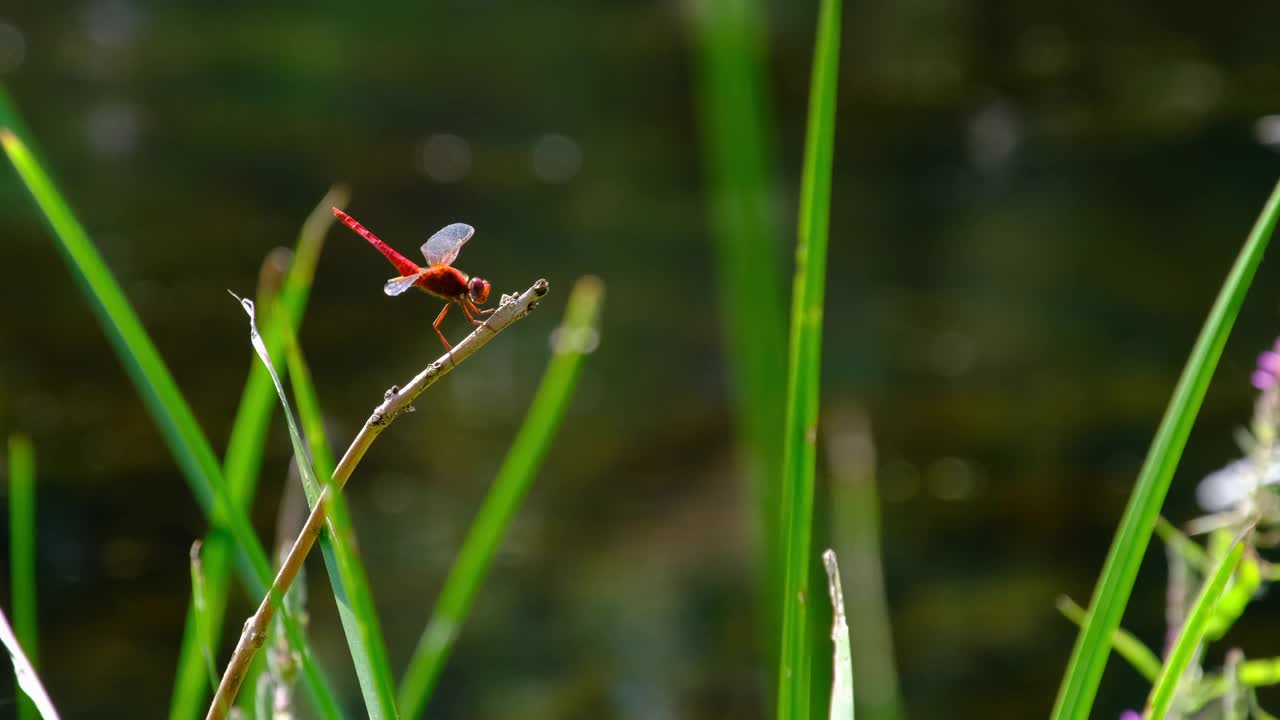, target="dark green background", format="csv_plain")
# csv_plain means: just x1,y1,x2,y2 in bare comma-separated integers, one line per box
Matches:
3,1,1280,717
